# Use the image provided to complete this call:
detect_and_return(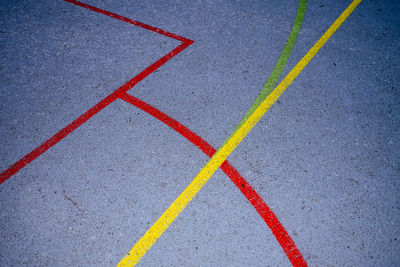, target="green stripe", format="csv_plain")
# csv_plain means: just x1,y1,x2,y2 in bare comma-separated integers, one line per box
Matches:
223,0,306,146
